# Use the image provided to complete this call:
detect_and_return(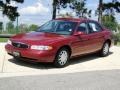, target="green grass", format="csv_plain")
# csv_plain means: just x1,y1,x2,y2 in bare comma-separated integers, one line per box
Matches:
117,42,120,46
0,38,8,42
